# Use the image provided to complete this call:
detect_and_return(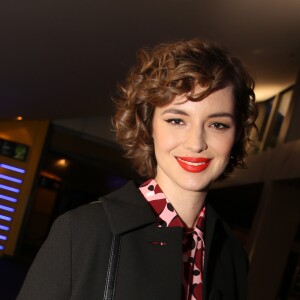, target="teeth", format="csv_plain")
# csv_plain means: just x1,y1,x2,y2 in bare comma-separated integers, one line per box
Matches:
177,158,206,166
